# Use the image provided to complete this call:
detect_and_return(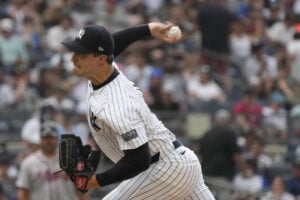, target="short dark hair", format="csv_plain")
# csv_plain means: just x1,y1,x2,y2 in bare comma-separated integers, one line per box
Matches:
93,54,114,64
251,42,264,53
106,55,114,64
243,85,257,96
